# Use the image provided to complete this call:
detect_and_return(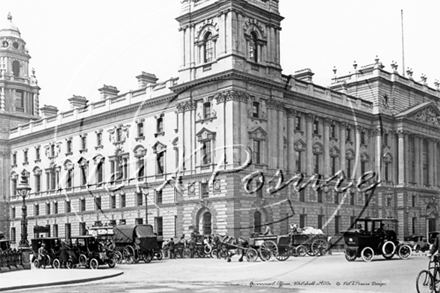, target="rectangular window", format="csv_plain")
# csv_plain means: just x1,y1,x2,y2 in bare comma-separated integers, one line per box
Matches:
256,186,263,198
157,118,164,133
65,200,71,213
157,152,165,175
81,136,87,150
135,218,143,225
12,153,17,165
361,131,366,144
35,204,39,216
331,156,336,175
50,144,55,157
36,147,40,160
35,174,41,192
330,124,336,138
299,189,305,202
65,223,71,240
295,151,301,172
116,128,122,142
67,140,72,153
295,117,301,131
137,123,144,137
252,102,259,118
15,90,24,111
54,202,58,214
174,216,178,237
11,207,15,219
156,190,163,205
412,195,416,207
137,192,143,206
136,157,145,179
110,195,116,209
313,154,319,174
80,222,86,236
383,133,389,146
11,178,17,196
317,190,323,203
24,150,28,163
350,192,355,205
318,215,324,229
253,140,261,165
120,194,126,208
53,224,58,238
46,202,51,215
335,216,340,235
67,169,73,188
11,227,16,244
80,199,86,212
97,162,103,184
97,132,102,146
202,140,212,165
299,214,306,228
201,182,209,198
50,169,56,190
313,120,319,135
155,217,163,236
80,166,88,185
412,217,417,235
361,161,366,175
95,197,101,210
334,192,339,204
346,159,352,179
204,102,211,119
346,128,351,142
